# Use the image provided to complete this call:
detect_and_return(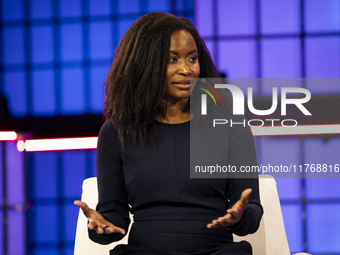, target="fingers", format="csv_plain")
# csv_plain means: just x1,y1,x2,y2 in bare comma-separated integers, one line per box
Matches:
92,223,126,235
207,212,234,228
74,200,91,217
207,223,217,228
103,226,110,234
207,188,252,229
230,188,252,213
88,218,98,230
111,226,126,235
240,188,252,205
74,201,126,235
226,209,238,219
